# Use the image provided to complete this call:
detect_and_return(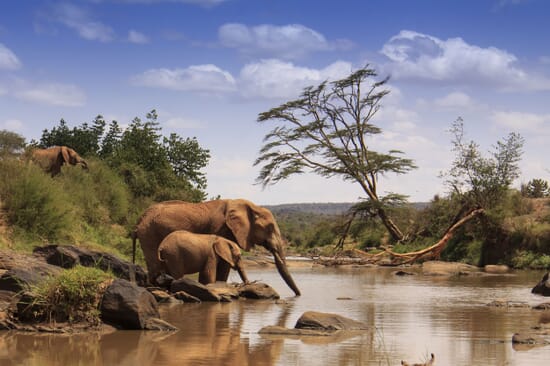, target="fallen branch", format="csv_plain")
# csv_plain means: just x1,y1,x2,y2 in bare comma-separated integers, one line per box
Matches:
385,207,484,265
